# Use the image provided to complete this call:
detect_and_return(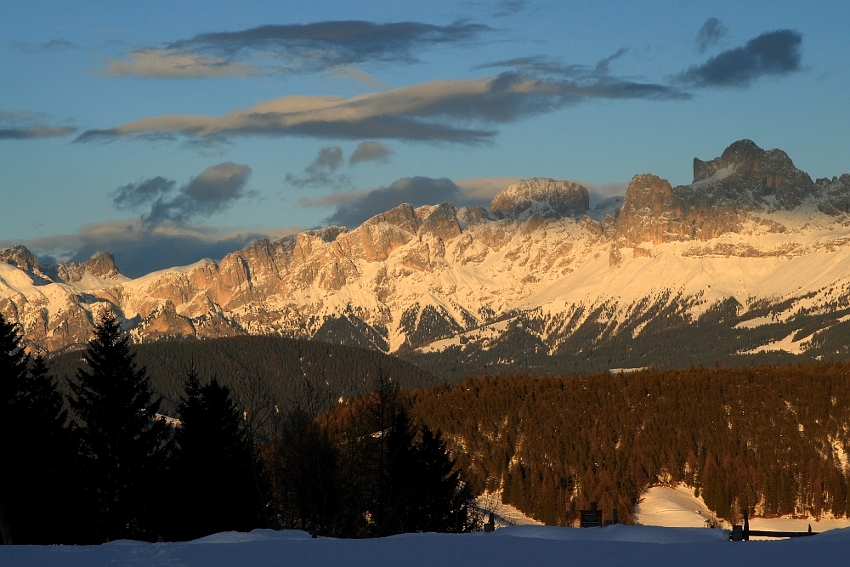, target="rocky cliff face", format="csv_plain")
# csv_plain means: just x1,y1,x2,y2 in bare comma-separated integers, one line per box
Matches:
613,139,822,251
3,140,850,362
692,139,815,209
